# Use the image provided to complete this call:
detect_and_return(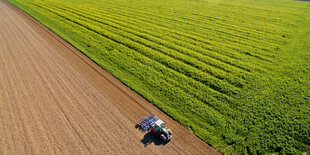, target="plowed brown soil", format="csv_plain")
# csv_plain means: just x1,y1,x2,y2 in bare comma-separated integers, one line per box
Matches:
0,0,219,154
